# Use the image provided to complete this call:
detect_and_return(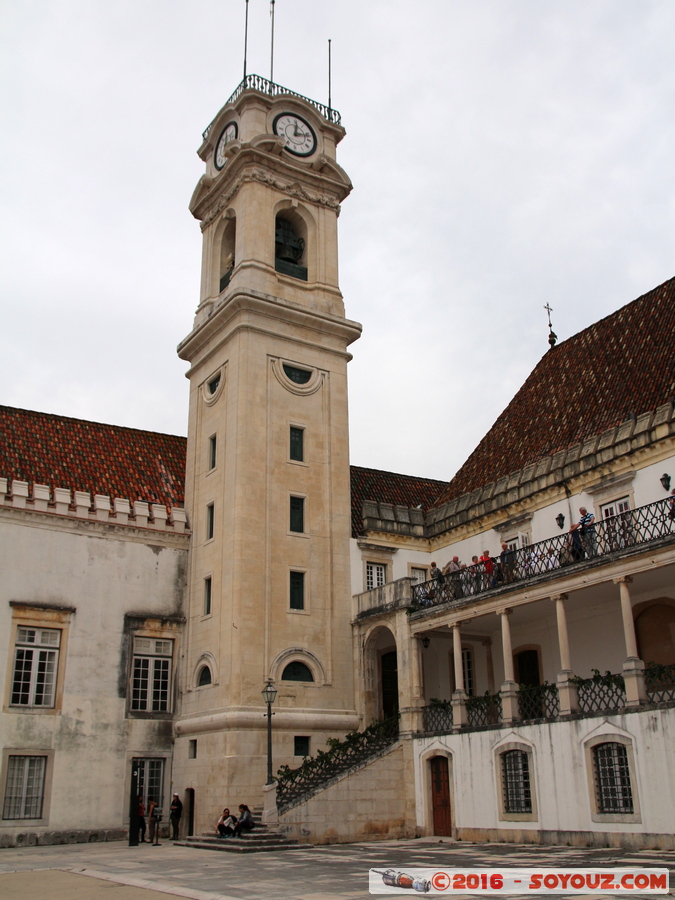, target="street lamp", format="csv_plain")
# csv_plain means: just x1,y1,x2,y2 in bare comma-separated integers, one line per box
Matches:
261,679,278,785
